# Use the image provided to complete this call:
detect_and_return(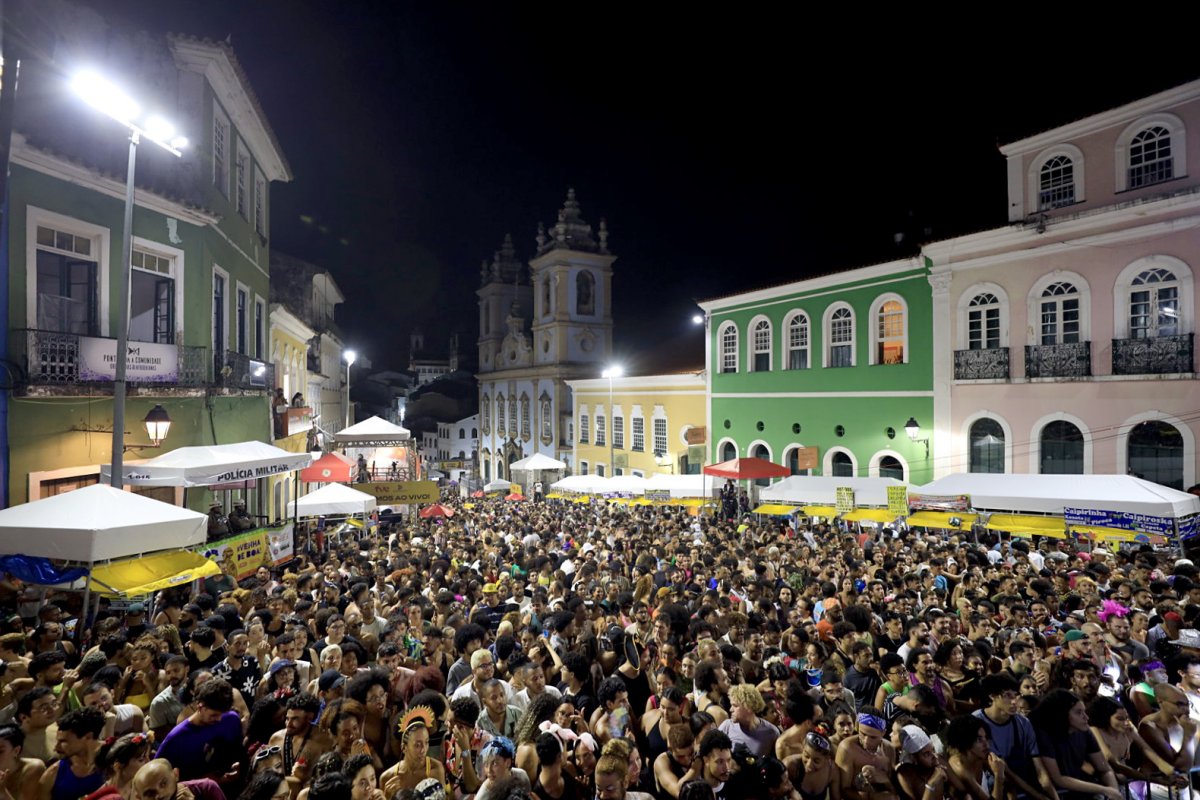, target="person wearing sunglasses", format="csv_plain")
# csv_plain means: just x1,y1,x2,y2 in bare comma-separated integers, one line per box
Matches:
799,730,836,800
